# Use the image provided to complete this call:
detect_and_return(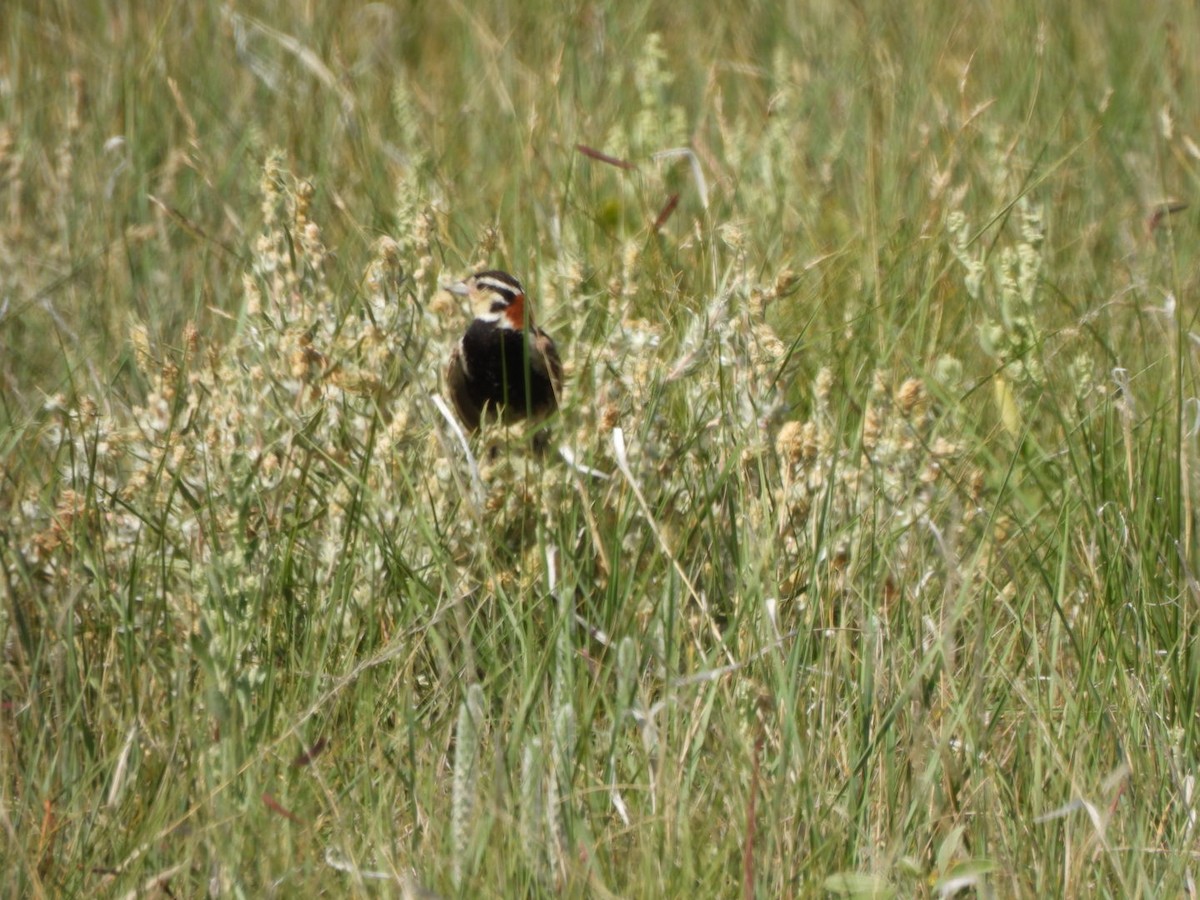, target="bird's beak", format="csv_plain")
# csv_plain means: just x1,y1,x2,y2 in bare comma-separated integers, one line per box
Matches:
447,281,470,297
